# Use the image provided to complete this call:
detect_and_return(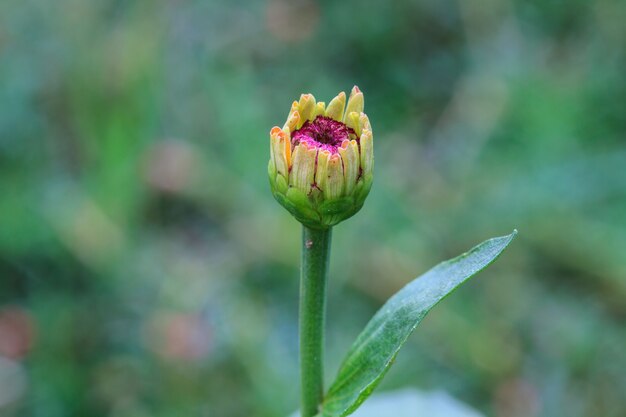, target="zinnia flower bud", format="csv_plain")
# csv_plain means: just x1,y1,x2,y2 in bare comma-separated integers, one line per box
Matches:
268,86,373,229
